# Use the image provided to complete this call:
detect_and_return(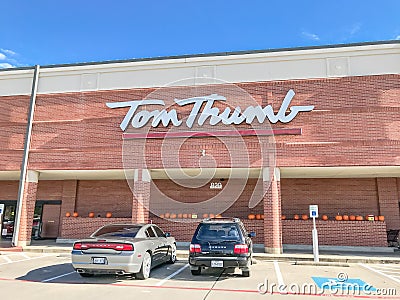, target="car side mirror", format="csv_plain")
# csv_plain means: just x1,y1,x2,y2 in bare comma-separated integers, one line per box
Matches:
248,232,256,238
164,232,171,237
